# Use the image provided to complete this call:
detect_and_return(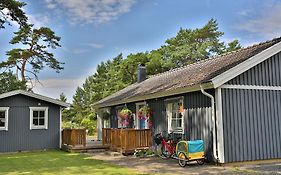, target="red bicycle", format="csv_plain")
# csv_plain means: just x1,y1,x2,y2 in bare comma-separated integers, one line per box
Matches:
154,131,179,159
